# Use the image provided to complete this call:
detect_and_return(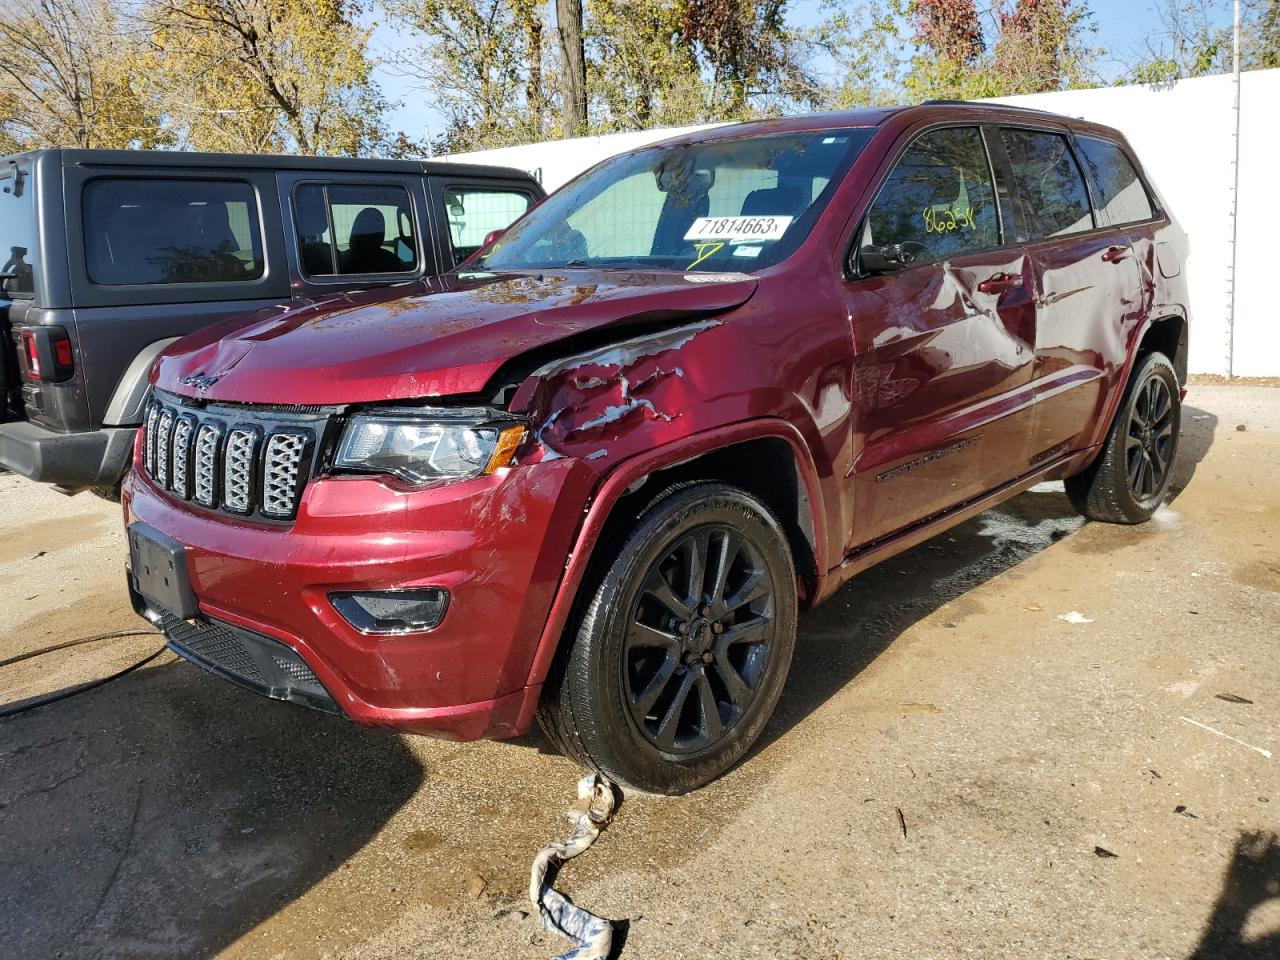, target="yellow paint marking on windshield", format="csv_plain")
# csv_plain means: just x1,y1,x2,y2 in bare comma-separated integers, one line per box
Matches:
687,240,726,270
